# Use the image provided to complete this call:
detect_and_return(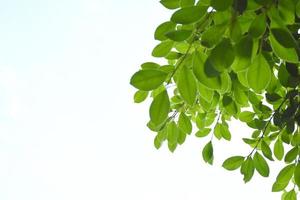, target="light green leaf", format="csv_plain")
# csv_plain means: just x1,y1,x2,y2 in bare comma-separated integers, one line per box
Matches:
154,21,176,41
160,0,181,9
214,123,223,140
284,190,297,200
246,54,271,93
261,140,274,161
222,156,244,171
201,23,227,48
167,121,179,144
165,29,193,41
130,69,168,91
274,138,284,160
231,36,254,72
171,6,206,24
294,164,300,189
202,141,214,165
272,164,295,192
239,111,255,122
180,0,195,7
284,146,299,163
197,83,214,102
141,62,160,69
240,157,255,183
177,65,197,105
253,152,269,177
149,90,170,126
152,41,174,57
208,38,235,72
134,90,148,103
178,113,192,135
195,128,211,137
269,34,298,63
